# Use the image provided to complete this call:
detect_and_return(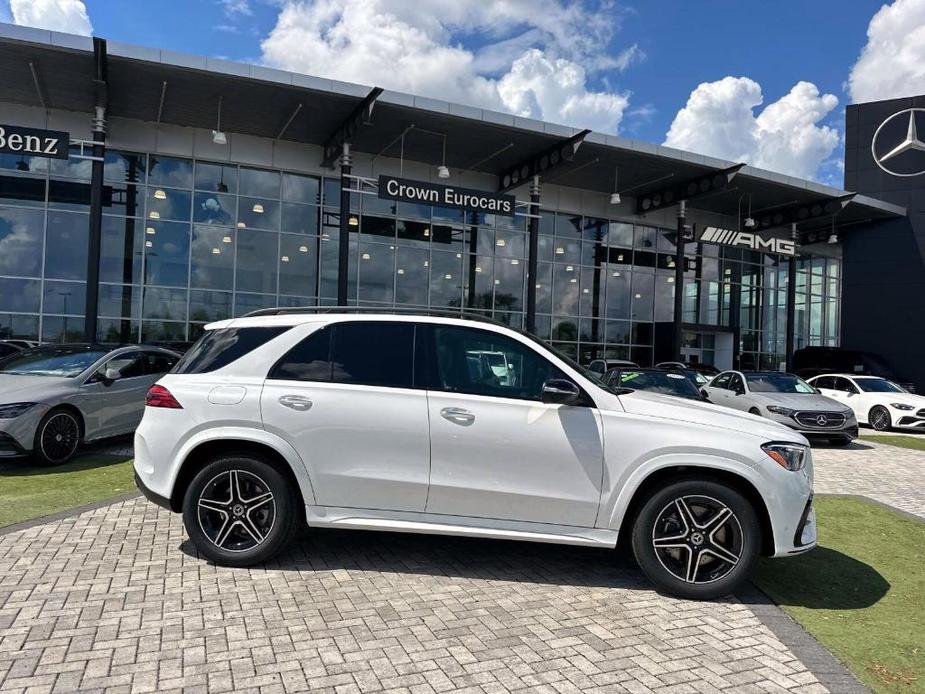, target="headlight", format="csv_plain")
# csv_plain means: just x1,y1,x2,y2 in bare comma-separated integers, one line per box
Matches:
0,402,37,419
766,405,795,416
890,403,914,411
762,442,807,471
